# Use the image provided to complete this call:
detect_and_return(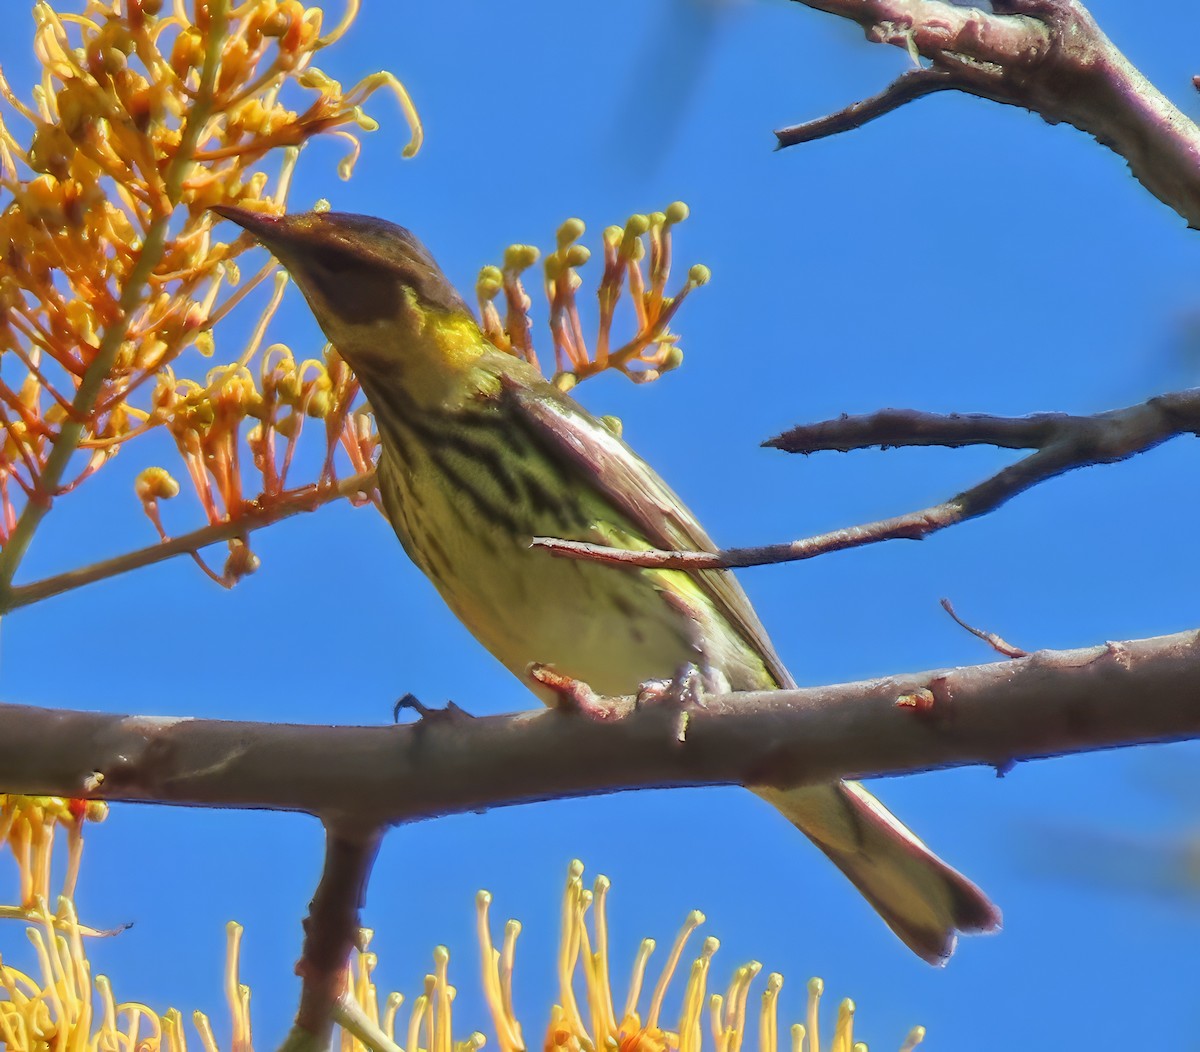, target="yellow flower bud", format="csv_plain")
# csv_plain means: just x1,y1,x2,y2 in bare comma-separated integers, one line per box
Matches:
556,218,586,249
504,245,540,272
135,467,180,502
665,201,690,225
224,540,262,582
477,266,503,299
170,29,205,79
564,245,591,268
